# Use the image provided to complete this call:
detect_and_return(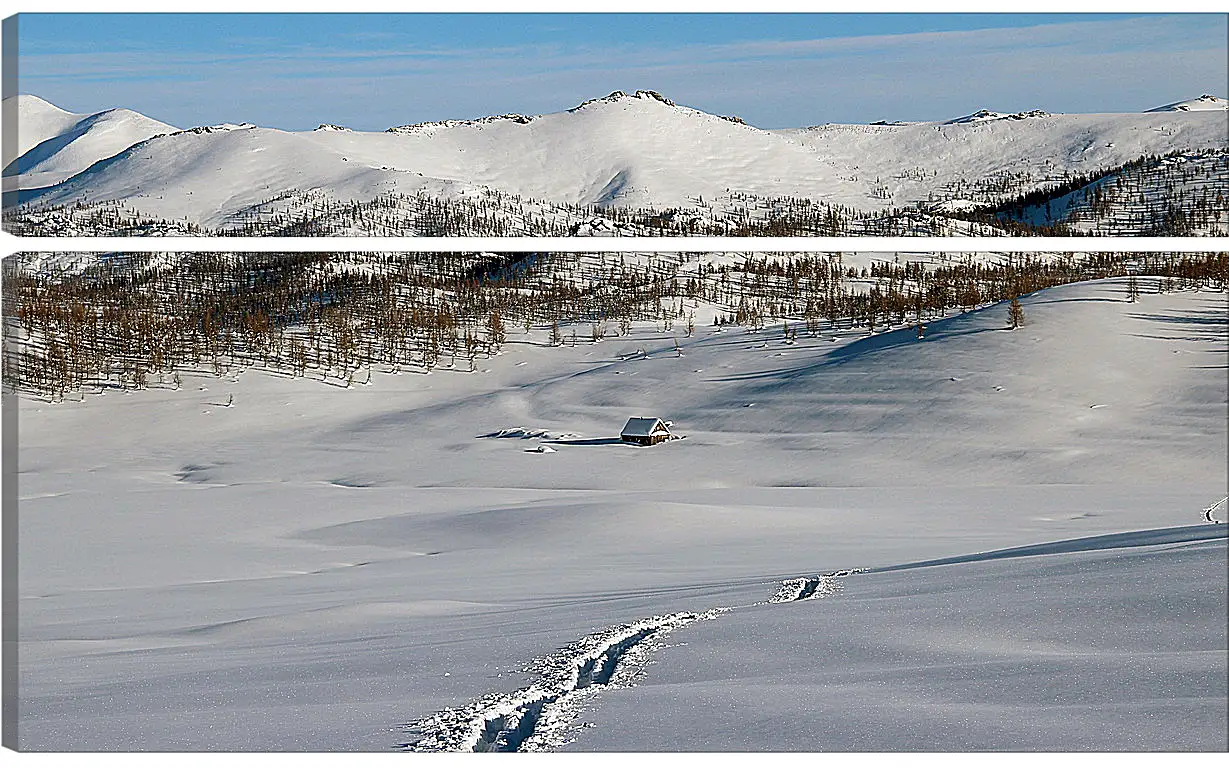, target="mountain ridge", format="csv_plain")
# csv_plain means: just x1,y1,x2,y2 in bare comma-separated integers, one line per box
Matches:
9,92,1227,234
